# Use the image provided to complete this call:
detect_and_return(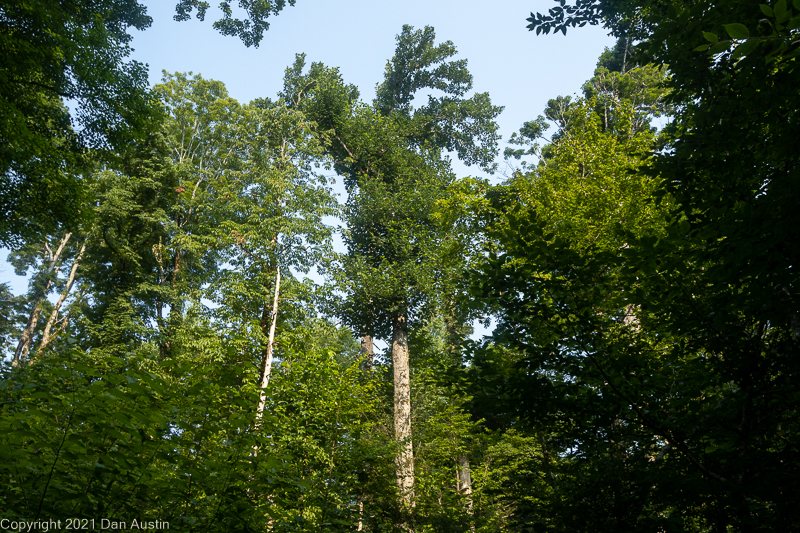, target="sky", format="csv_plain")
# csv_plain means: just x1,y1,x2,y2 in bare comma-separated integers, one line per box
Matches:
1,0,615,340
